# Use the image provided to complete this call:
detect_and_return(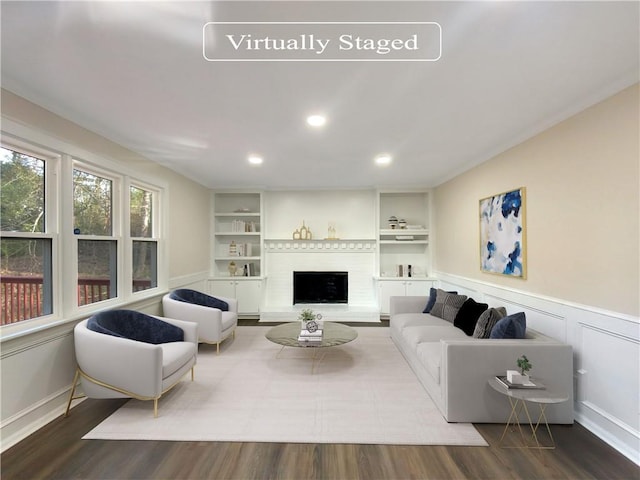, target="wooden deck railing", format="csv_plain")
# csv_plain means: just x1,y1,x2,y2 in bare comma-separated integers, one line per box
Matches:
1,276,44,325
1,276,152,325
